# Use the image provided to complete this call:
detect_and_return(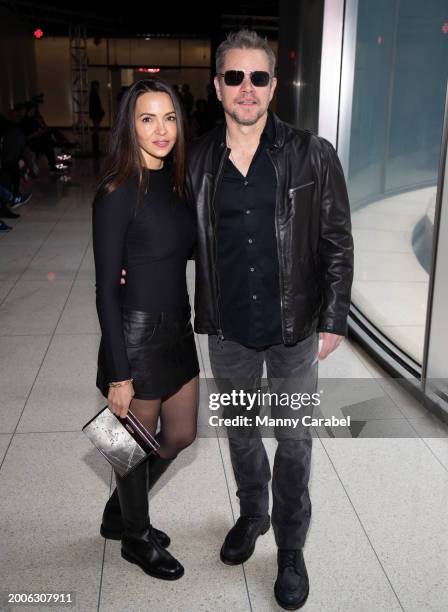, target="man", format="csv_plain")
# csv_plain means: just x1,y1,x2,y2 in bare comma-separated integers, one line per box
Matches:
89,80,105,157
187,30,353,609
0,107,26,217
181,83,194,119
